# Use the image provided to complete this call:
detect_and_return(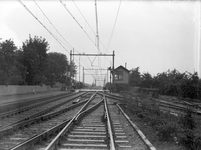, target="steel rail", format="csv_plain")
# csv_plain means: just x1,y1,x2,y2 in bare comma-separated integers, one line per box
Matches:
0,92,84,129
74,97,104,122
104,95,116,150
9,99,89,150
116,103,156,150
0,92,70,108
150,97,201,109
0,92,77,118
150,98,201,115
10,118,72,150
44,92,99,150
97,92,124,102
0,92,87,137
